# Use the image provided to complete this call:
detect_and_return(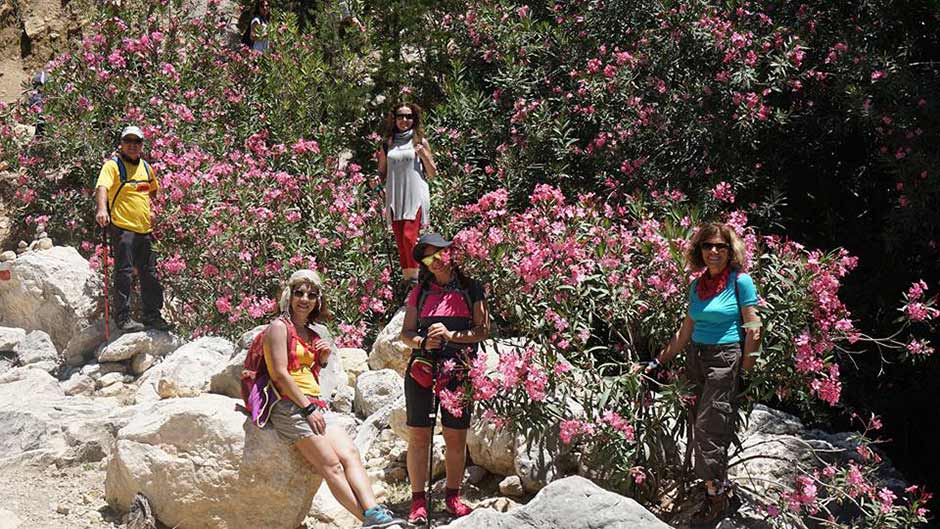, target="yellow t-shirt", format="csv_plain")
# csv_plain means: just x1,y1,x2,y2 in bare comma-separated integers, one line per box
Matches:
263,339,321,398
95,158,159,234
